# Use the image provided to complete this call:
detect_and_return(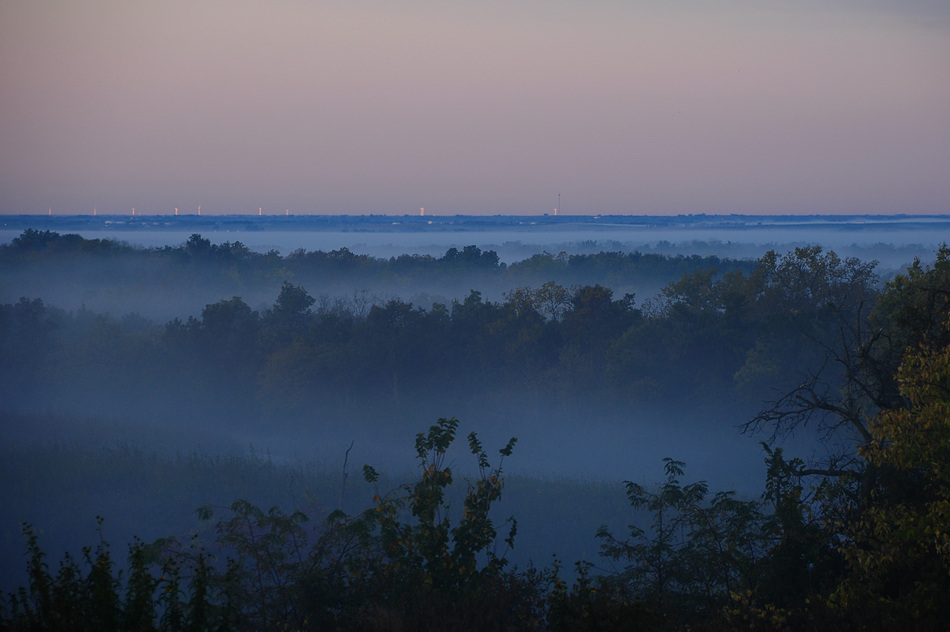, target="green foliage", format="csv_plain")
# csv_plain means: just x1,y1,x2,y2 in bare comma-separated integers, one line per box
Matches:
749,446,844,615
2,419,544,631
834,321,950,628
504,280,572,321
203,500,311,630
726,250,950,628
346,418,541,630
545,559,656,632
866,244,950,410
6,520,176,632
597,459,768,625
